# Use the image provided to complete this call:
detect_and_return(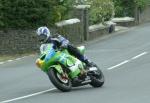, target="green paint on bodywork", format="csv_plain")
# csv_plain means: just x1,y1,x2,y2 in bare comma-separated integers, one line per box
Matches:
69,68,81,79
49,65,63,74
37,44,86,79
